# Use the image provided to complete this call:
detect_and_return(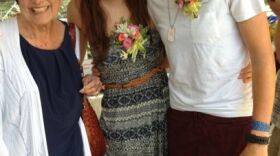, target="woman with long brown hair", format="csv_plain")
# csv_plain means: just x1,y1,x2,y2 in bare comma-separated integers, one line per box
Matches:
67,0,169,155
